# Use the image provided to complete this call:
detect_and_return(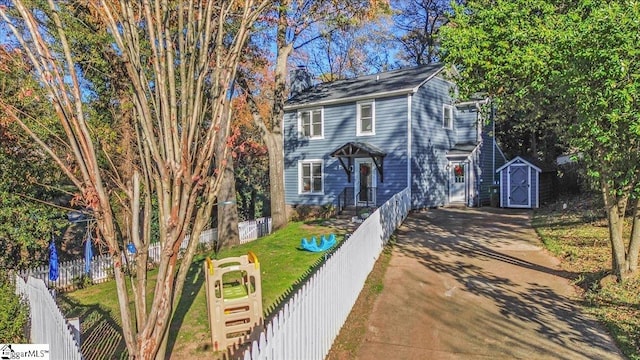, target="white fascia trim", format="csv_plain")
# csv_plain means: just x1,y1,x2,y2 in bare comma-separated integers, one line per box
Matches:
527,165,532,208
535,170,540,209
456,98,490,108
496,156,541,174
410,65,447,93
